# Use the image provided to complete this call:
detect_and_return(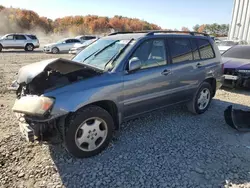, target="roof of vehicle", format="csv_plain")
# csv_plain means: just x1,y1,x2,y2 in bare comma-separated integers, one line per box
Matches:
103,30,211,41
5,33,36,36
